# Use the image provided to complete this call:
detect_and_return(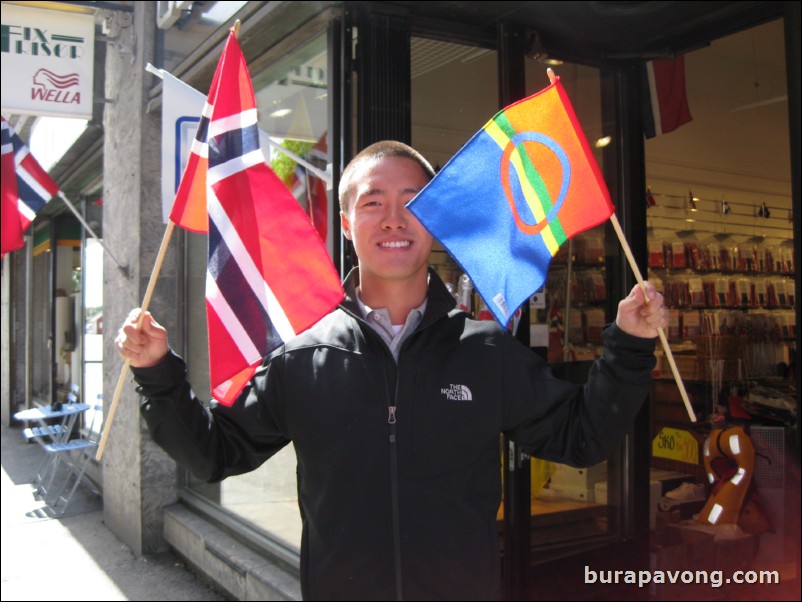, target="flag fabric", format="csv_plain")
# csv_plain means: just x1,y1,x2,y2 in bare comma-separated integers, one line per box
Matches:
646,186,656,208
159,69,206,224
643,55,692,138
1,116,60,257
173,30,344,405
168,81,210,232
407,77,614,326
